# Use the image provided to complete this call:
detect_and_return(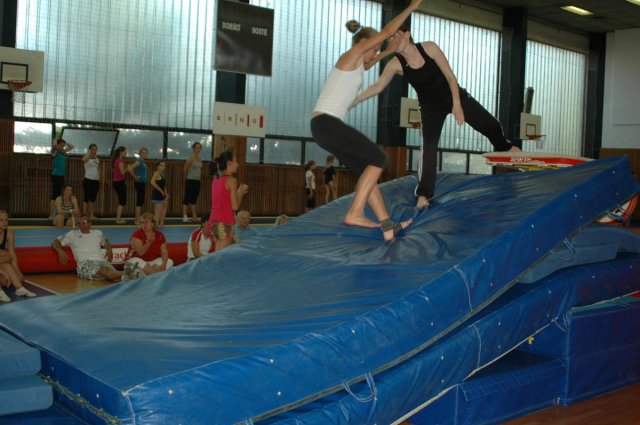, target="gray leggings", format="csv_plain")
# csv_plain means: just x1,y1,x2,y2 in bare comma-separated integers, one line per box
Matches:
311,114,387,177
